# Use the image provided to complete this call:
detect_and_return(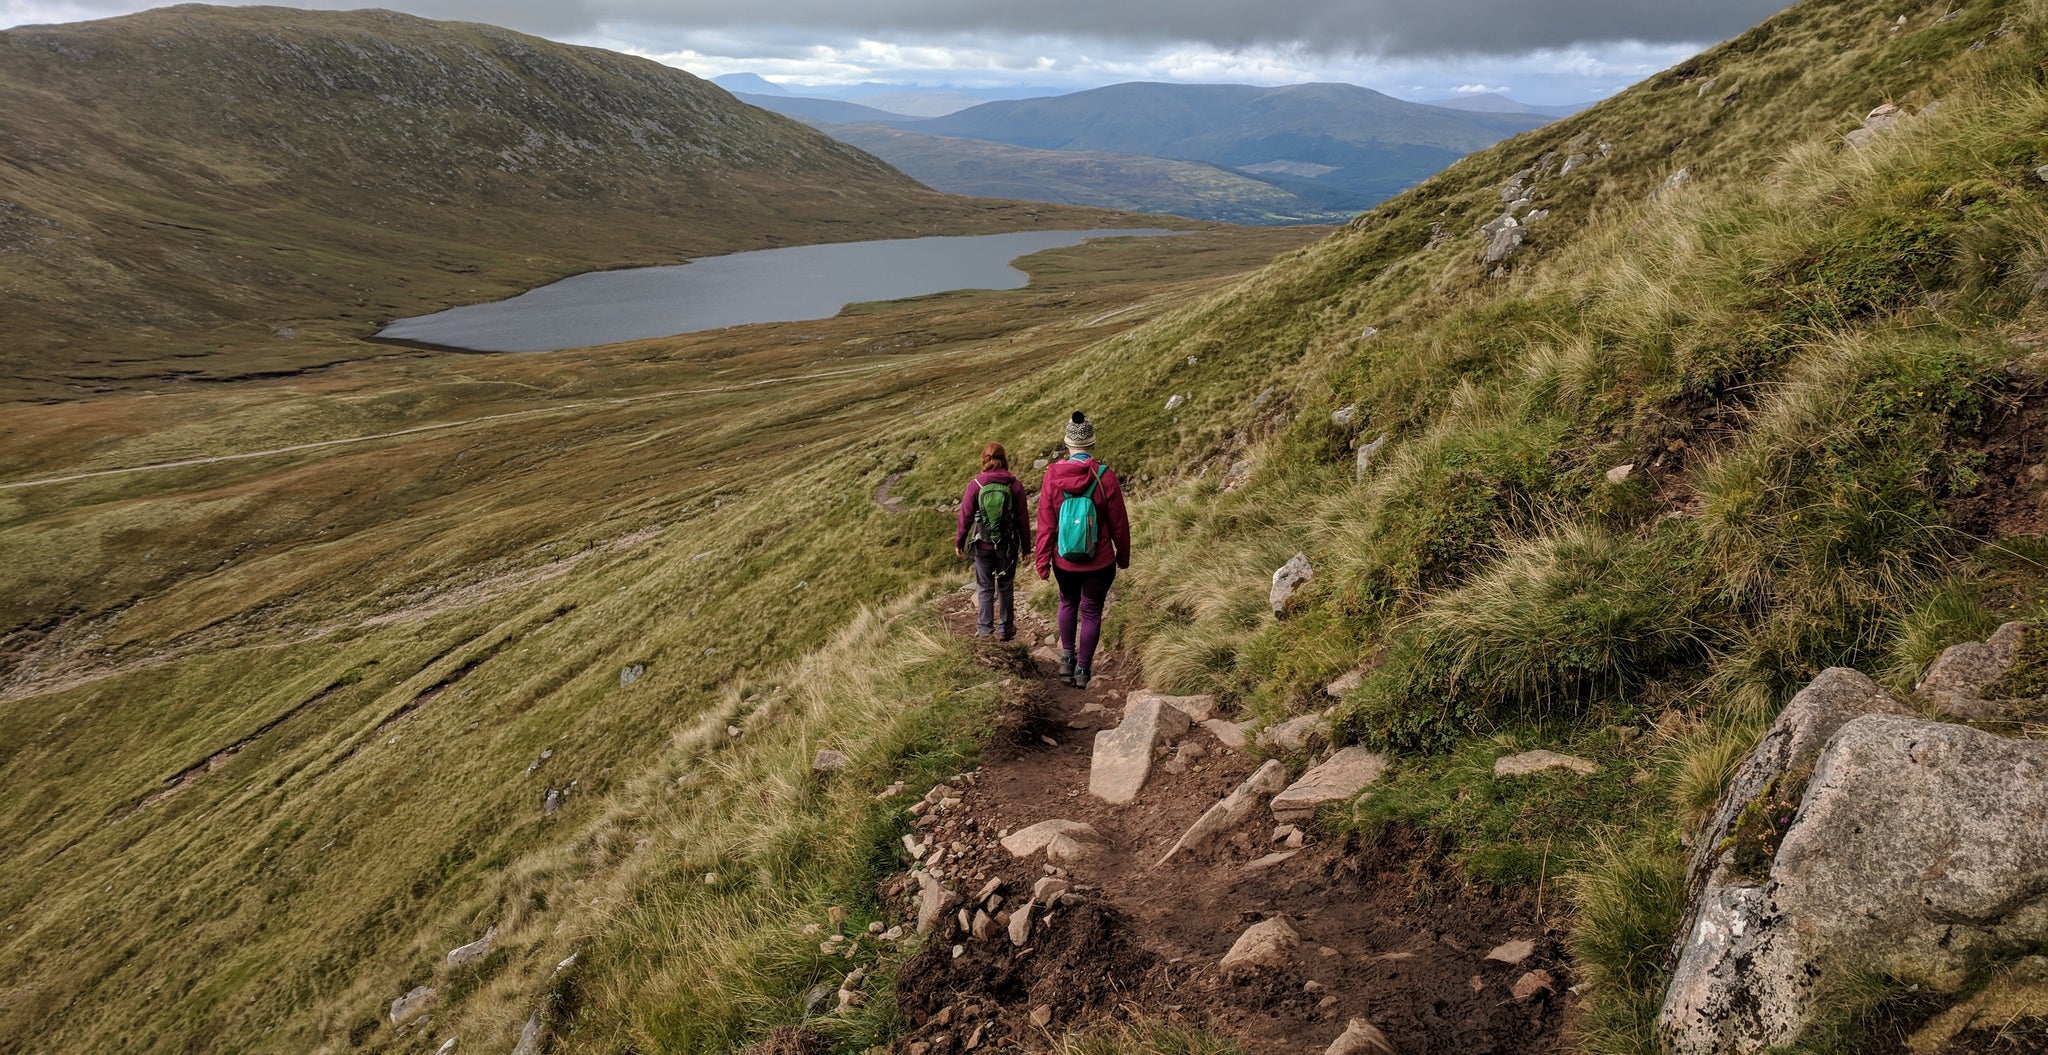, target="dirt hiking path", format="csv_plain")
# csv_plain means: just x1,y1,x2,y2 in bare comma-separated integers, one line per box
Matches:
877,587,1574,1055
